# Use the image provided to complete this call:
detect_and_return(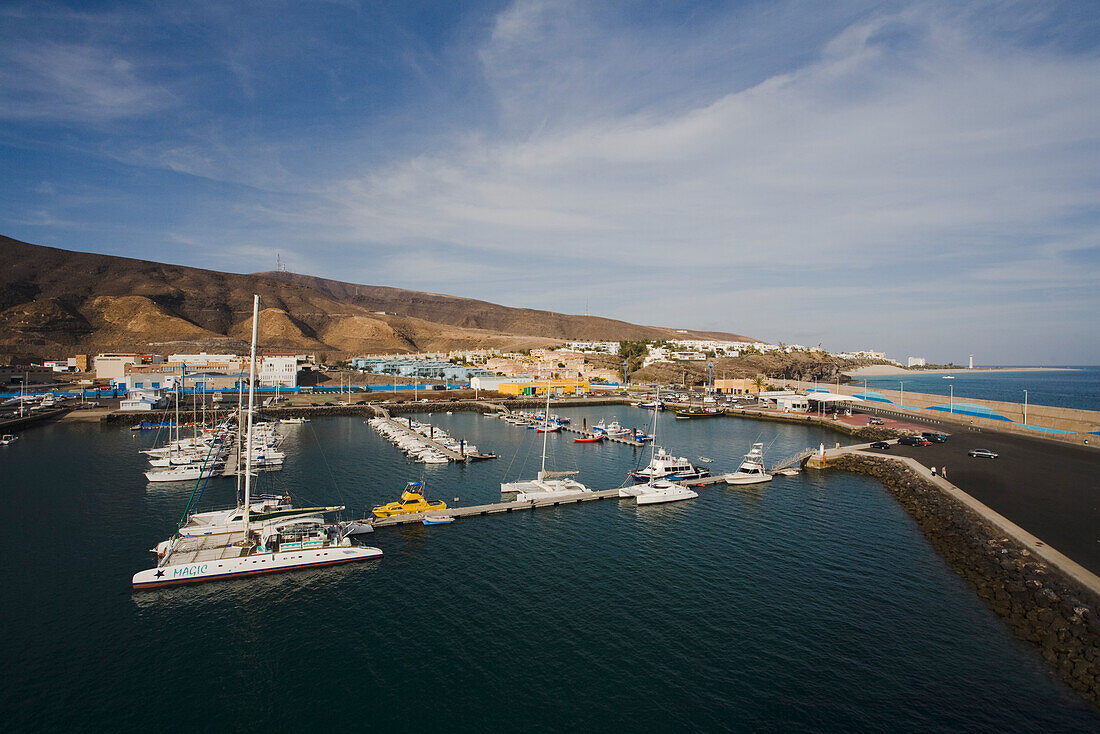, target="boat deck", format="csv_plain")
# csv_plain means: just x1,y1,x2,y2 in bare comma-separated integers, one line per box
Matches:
163,532,250,566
